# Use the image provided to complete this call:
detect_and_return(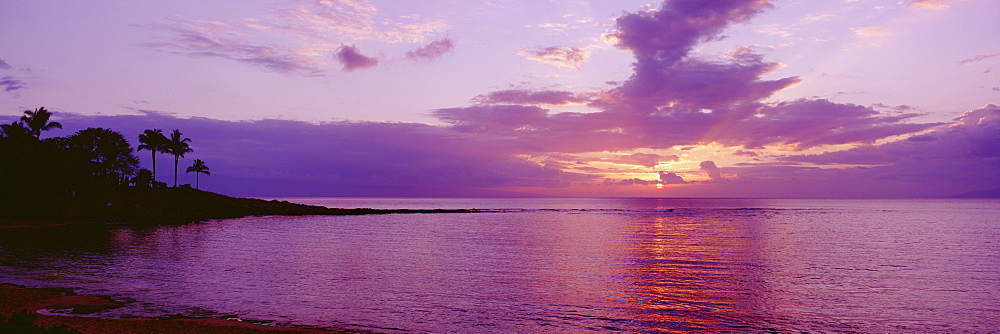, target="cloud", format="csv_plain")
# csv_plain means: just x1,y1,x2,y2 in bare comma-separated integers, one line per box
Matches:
959,51,1000,65
276,0,448,43
0,58,11,70
762,103,1000,196
518,46,588,69
432,0,940,157
474,90,583,106
335,45,379,71
605,178,656,186
0,76,26,92
659,171,687,184
786,104,1000,164
433,104,550,134
851,26,892,37
700,161,728,182
902,0,949,9
405,38,454,62
607,0,772,67
141,20,325,75
611,47,801,111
